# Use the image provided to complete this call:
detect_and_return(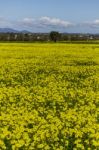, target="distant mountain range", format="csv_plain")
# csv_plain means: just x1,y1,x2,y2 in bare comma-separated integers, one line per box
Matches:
0,28,99,35
0,28,31,33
